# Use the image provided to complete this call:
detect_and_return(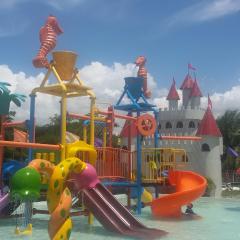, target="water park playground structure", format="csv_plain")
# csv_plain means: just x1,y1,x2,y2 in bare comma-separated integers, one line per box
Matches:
0,16,207,240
